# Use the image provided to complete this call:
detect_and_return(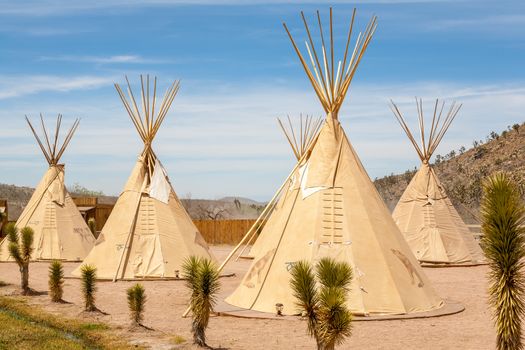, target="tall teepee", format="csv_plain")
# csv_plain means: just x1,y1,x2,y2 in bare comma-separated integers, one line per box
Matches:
390,98,484,265
72,76,214,280
243,115,324,260
0,115,95,261
225,9,443,316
